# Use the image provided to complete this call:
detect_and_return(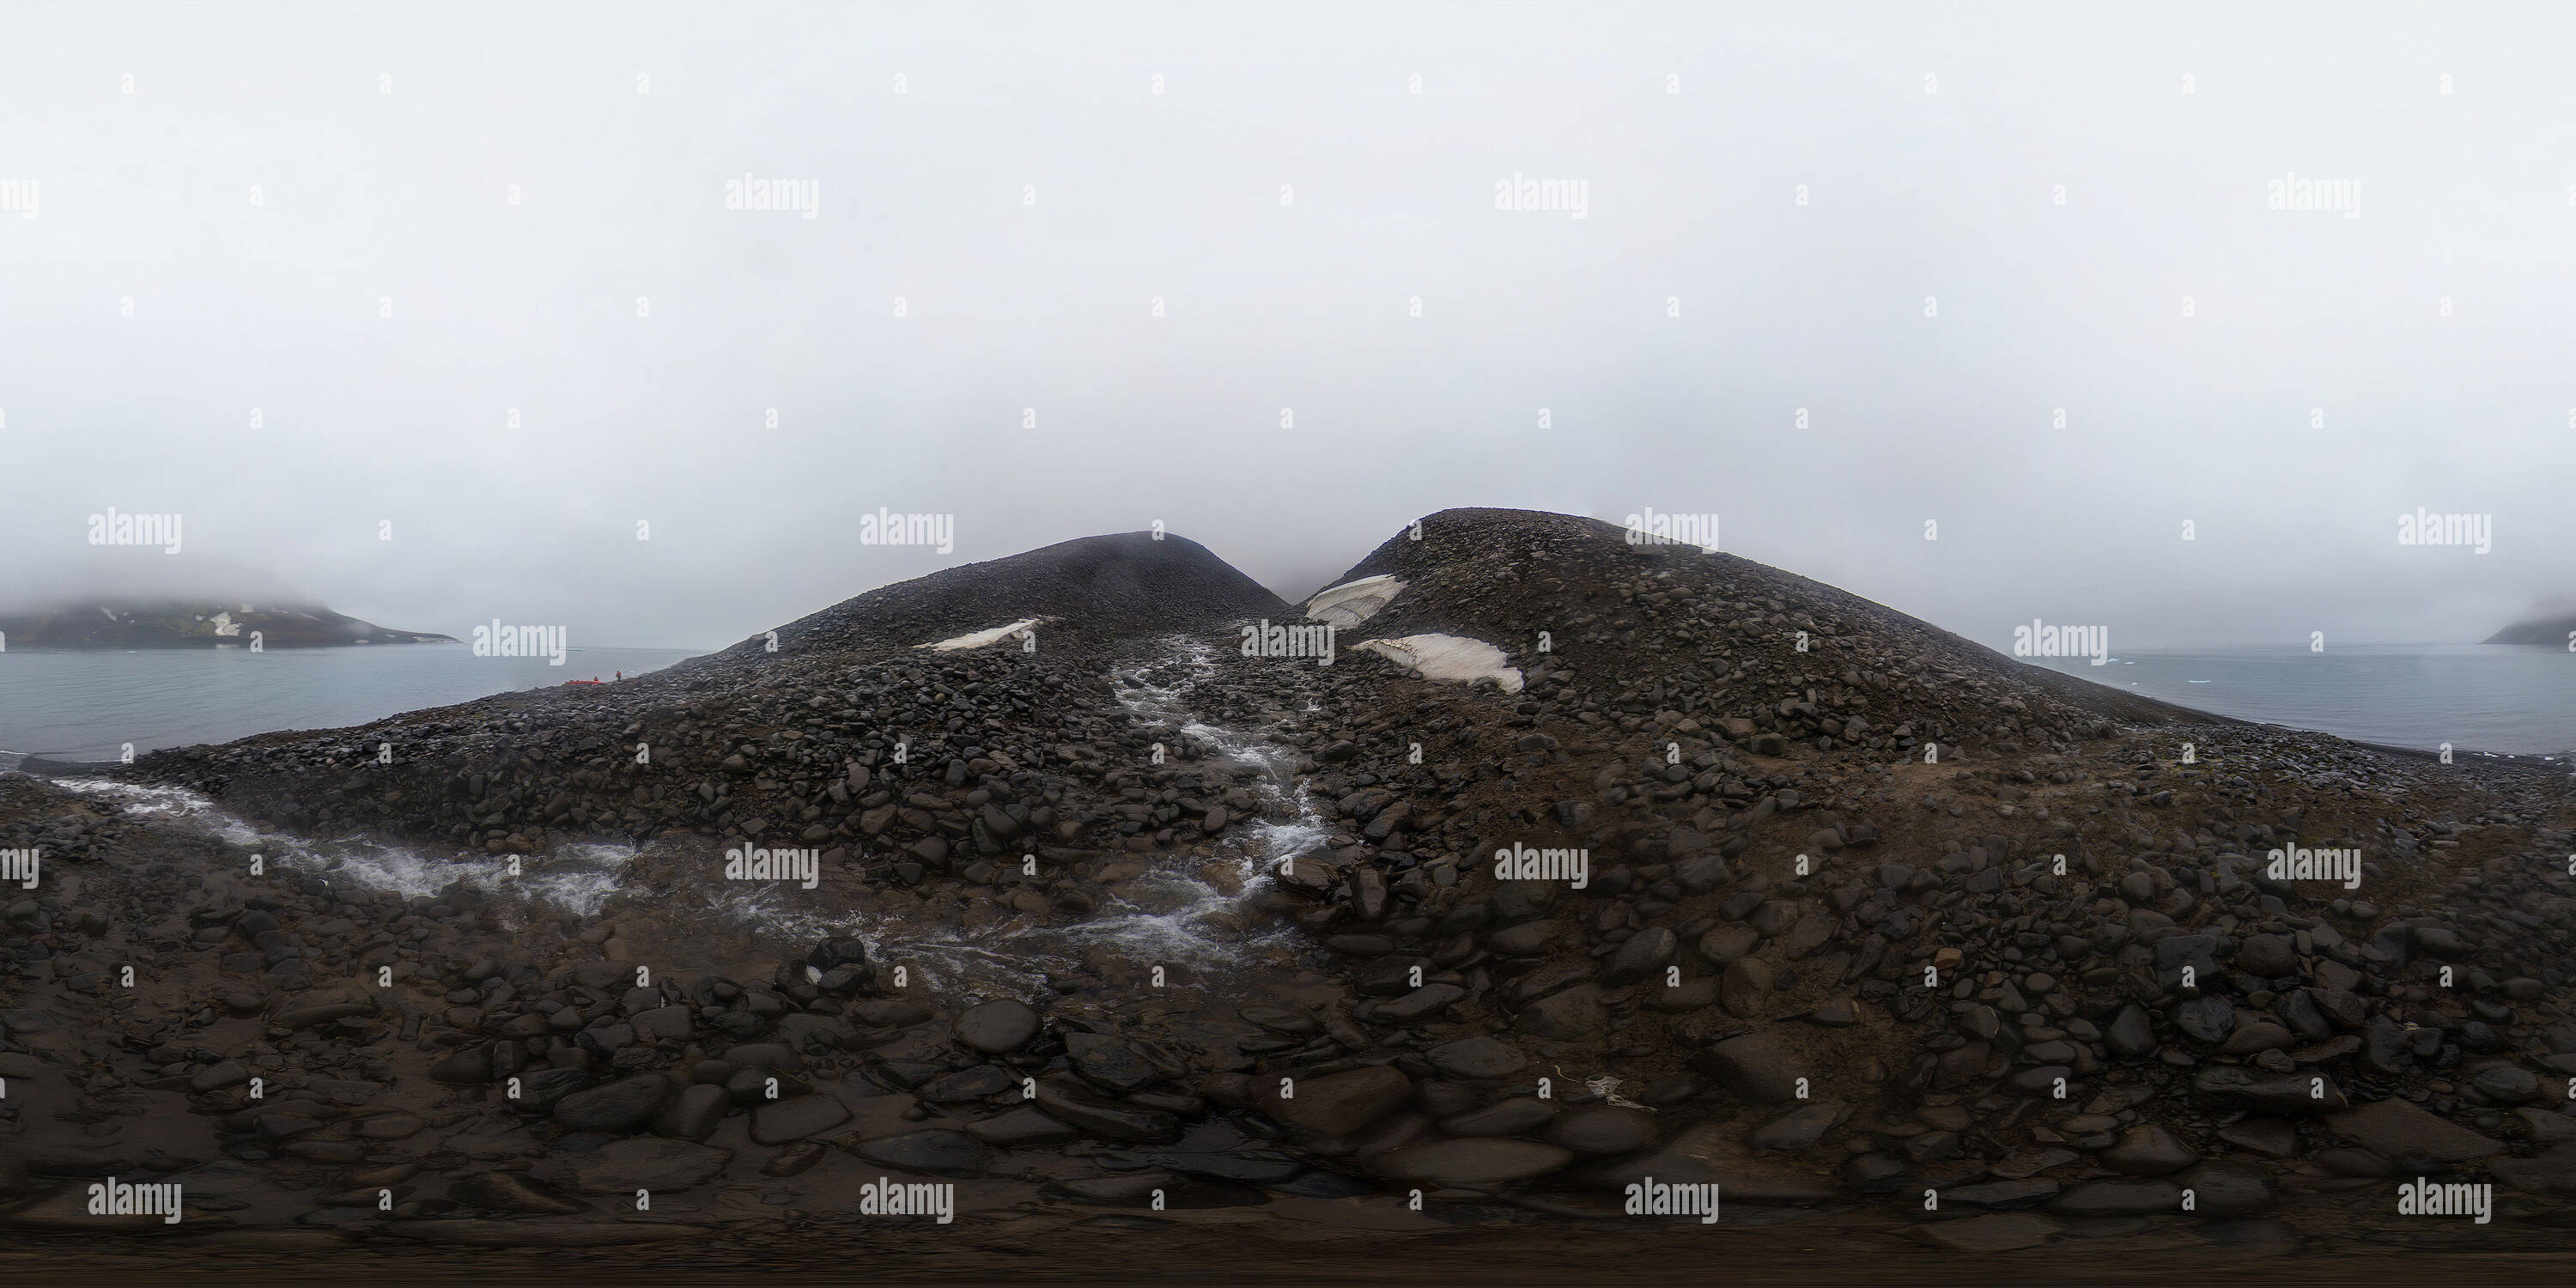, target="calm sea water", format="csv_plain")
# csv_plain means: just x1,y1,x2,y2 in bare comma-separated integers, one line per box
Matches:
0,644,699,764
2030,643,2576,757
3,641,2568,769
